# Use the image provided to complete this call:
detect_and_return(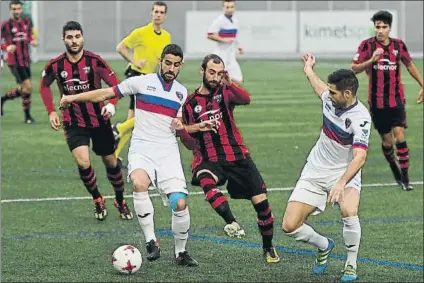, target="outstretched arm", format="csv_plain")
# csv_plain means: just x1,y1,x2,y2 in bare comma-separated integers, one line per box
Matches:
302,53,328,99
